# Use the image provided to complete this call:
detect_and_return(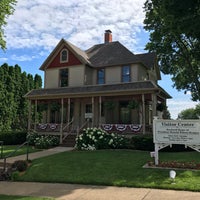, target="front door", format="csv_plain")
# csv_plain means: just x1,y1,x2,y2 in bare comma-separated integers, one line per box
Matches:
120,101,130,124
